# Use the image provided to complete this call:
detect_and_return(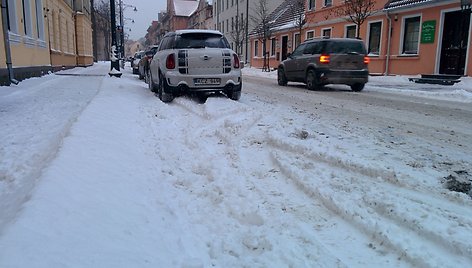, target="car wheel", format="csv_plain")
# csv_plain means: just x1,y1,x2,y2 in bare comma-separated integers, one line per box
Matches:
351,83,365,92
144,69,149,84
228,90,241,101
277,68,288,86
306,69,319,91
148,71,159,92
158,73,174,103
